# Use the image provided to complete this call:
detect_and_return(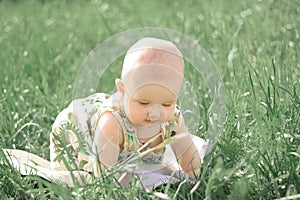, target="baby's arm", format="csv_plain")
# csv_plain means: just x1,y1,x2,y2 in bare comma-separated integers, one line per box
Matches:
170,114,202,180
92,112,123,175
